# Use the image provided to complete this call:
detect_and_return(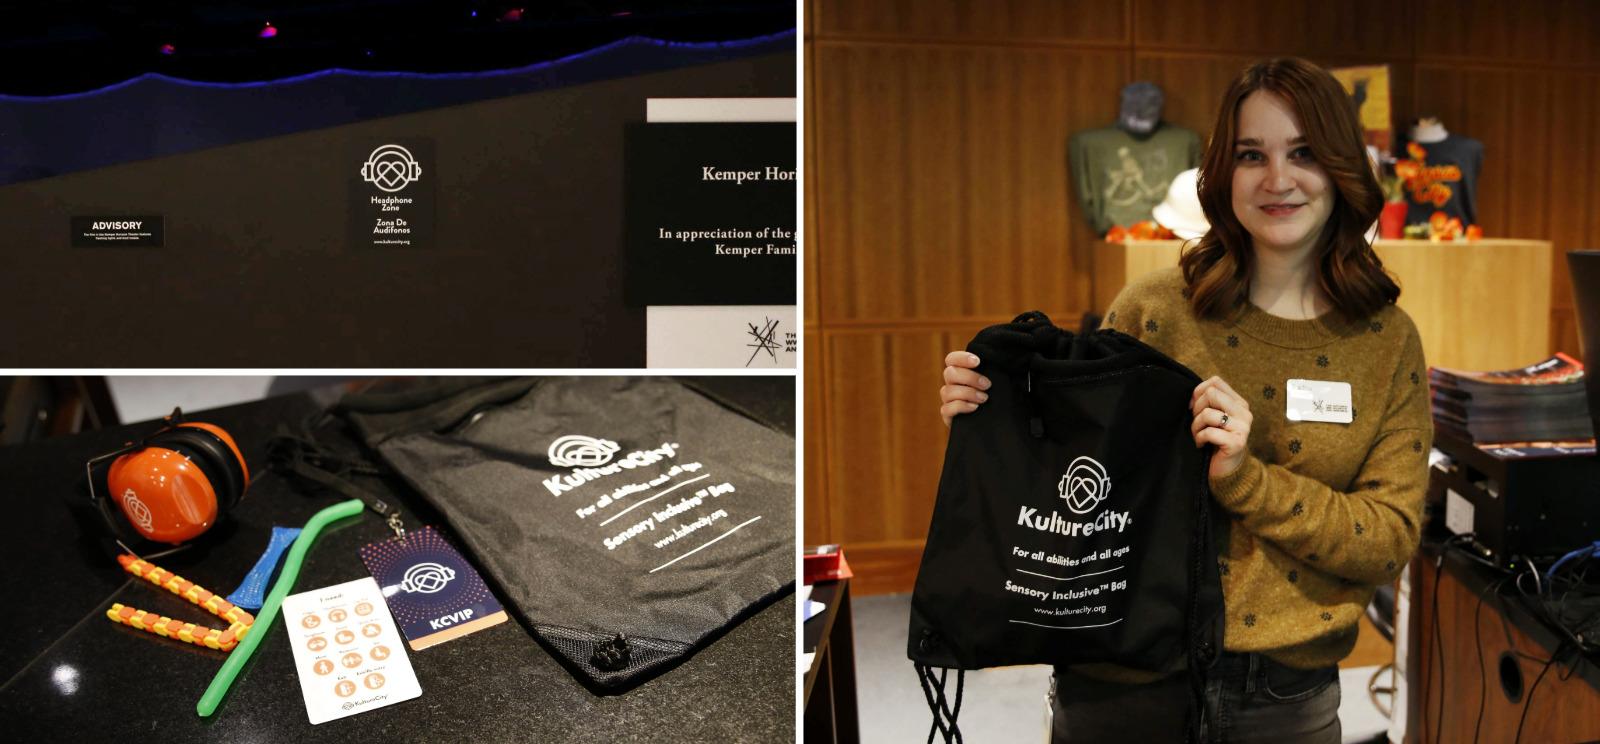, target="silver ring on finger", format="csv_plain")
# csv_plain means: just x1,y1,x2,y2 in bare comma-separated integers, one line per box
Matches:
1220,412,1229,428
